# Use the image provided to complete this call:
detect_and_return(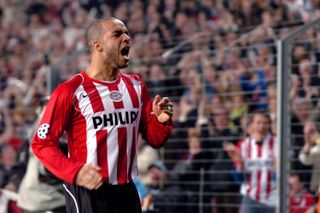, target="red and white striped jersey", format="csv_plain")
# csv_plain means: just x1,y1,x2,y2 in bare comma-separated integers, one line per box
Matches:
32,71,172,185
237,133,277,206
